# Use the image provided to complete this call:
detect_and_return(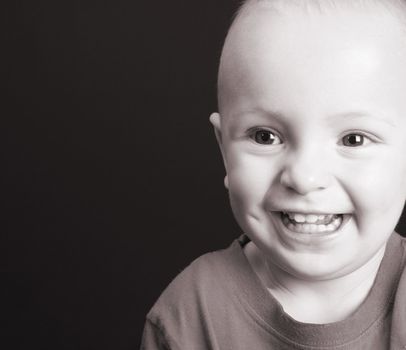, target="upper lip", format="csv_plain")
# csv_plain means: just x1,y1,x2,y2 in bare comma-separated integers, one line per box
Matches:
277,210,345,215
